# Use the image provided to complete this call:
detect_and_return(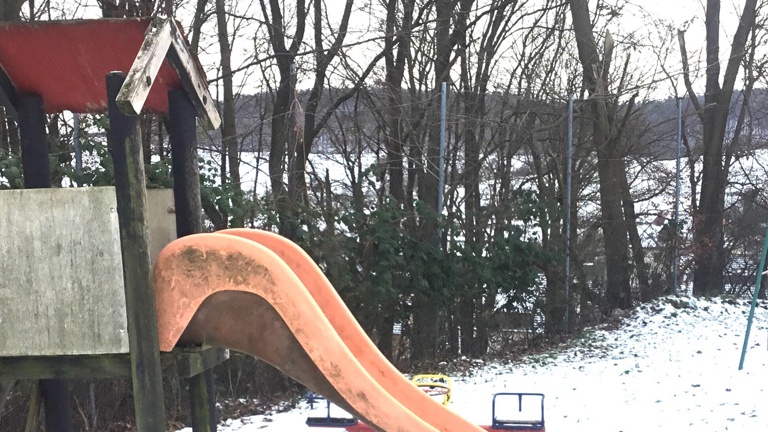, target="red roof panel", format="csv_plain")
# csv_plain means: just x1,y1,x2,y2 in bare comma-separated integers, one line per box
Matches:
0,18,182,114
